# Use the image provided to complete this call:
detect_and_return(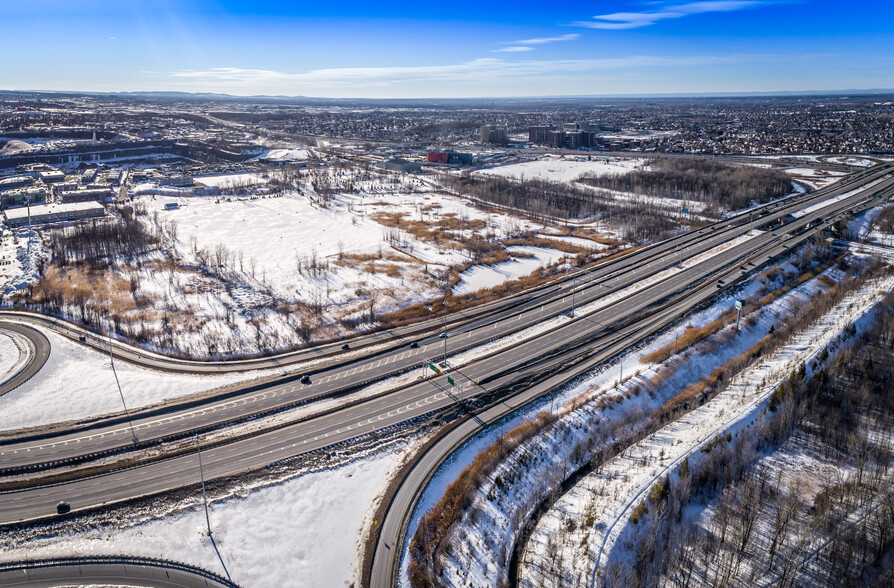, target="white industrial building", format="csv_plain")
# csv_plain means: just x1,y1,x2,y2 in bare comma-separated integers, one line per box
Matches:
4,201,106,227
